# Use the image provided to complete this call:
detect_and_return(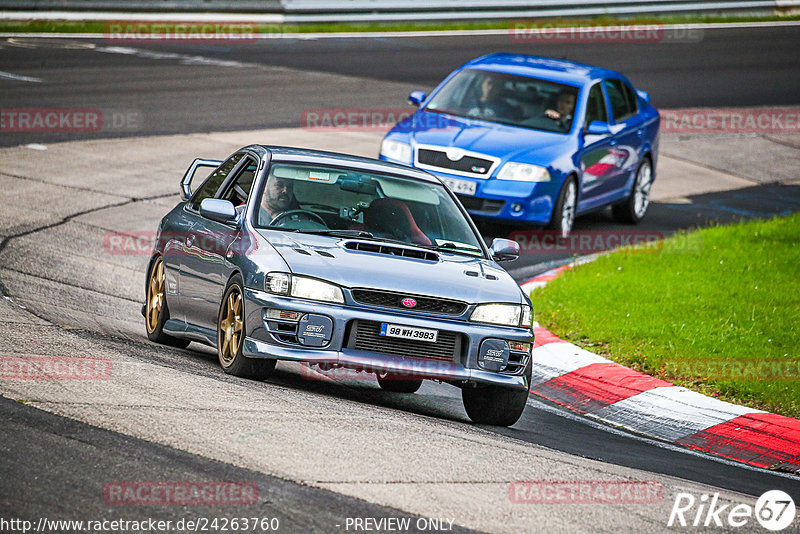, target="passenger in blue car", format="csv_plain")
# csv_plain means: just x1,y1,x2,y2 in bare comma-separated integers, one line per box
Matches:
467,75,521,122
